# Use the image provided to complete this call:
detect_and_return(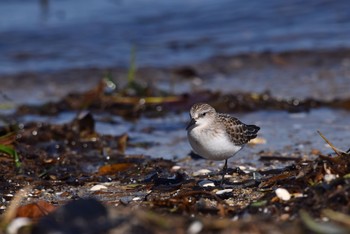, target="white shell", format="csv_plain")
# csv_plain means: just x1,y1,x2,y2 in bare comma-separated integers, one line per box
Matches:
90,184,108,191
275,188,291,201
216,189,233,195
